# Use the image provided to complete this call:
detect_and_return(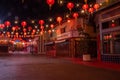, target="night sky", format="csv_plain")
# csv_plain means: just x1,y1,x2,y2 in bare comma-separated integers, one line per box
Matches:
0,0,95,22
